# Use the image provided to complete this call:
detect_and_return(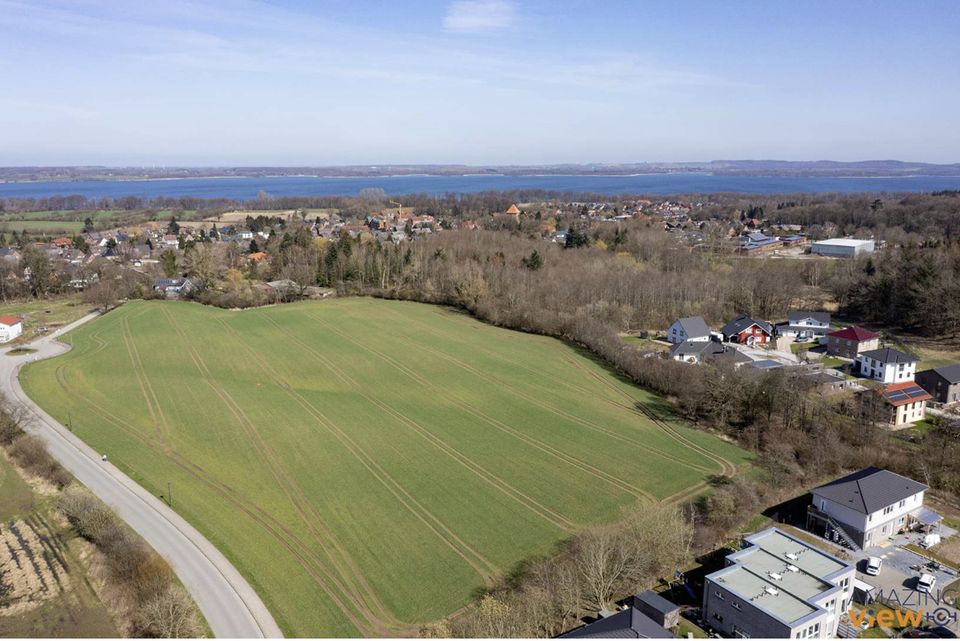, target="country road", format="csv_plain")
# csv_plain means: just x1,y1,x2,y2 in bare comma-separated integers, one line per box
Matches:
0,311,283,639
